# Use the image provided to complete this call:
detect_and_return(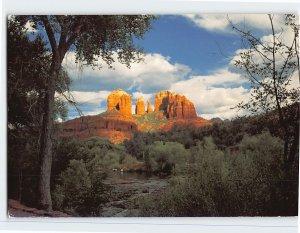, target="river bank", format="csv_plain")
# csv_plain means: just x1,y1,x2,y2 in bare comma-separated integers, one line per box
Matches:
100,172,169,217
